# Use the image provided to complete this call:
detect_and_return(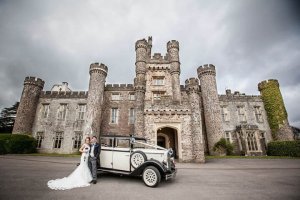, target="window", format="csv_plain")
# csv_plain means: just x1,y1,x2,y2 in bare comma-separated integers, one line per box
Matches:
41,104,50,118
153,91,165,100
128,93,135,100
153,76,165,85
111,93,121,101
221,106,230,122
246,132,258,151
36,132,44,148
111,108,118,124
254,106,263,123
237,106,246,122
129,108,135,124
73,132,82,149
54,132,64,149
101,137,114,147
57,104,67,120
77,104,86,120
224,132,232,143
115,139,130,148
